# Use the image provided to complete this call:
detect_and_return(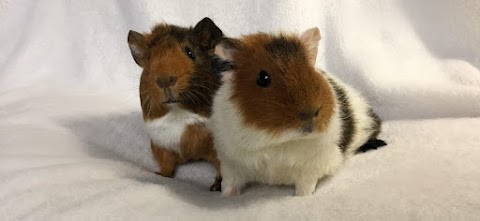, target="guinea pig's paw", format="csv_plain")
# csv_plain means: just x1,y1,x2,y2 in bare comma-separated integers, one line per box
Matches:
295,179,317,196
222,185,240,197
209,176,222,192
